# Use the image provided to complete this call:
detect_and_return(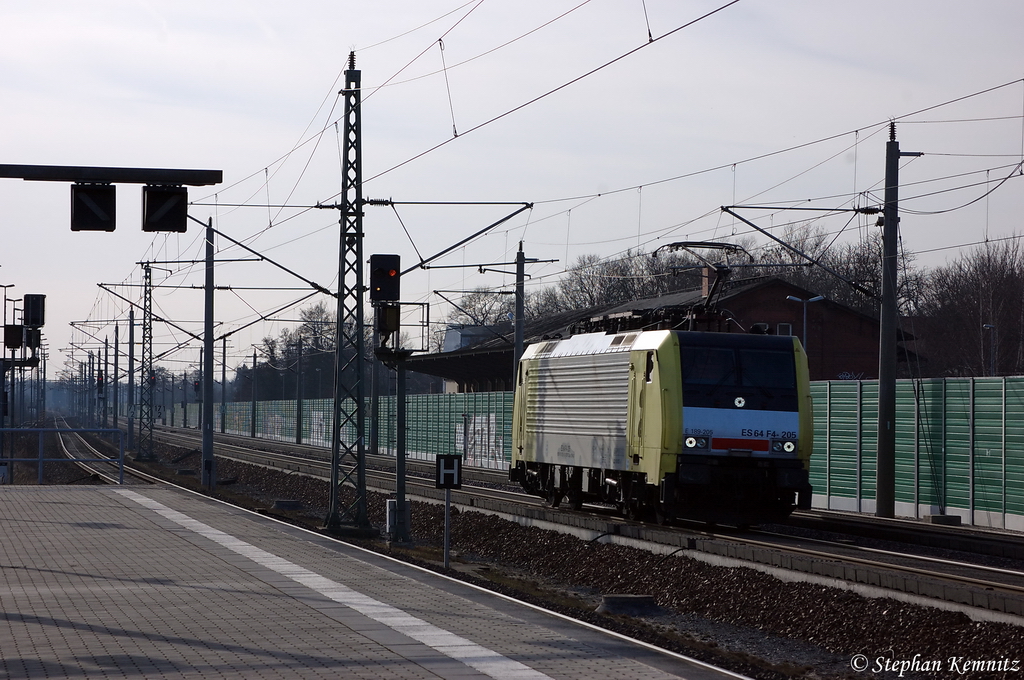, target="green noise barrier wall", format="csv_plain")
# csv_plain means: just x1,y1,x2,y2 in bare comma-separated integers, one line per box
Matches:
809,377,1024,531
171,377,1024,530
175,392,513,471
